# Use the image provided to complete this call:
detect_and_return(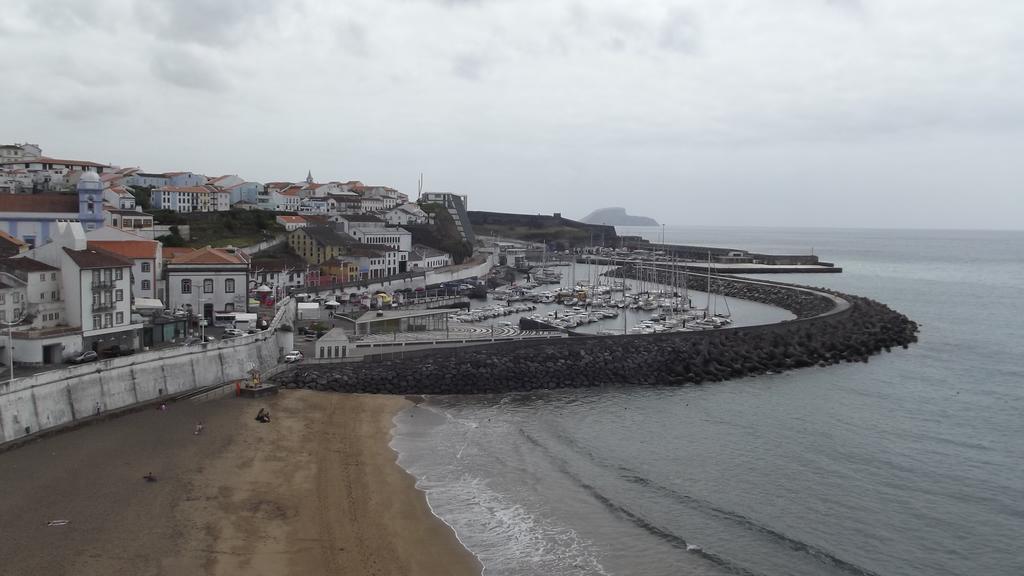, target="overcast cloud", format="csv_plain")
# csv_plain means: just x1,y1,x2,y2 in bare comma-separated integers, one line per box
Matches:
1,0,1022,229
